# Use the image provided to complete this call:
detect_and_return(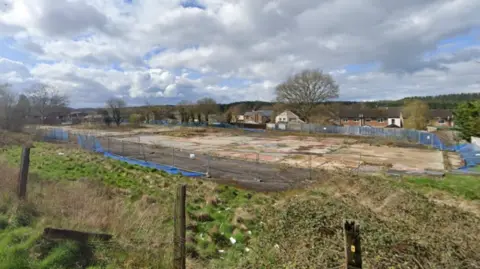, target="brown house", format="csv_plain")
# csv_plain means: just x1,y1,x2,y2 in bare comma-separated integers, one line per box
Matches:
244,110,273,124
339,108,391,127
429,109,454,127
